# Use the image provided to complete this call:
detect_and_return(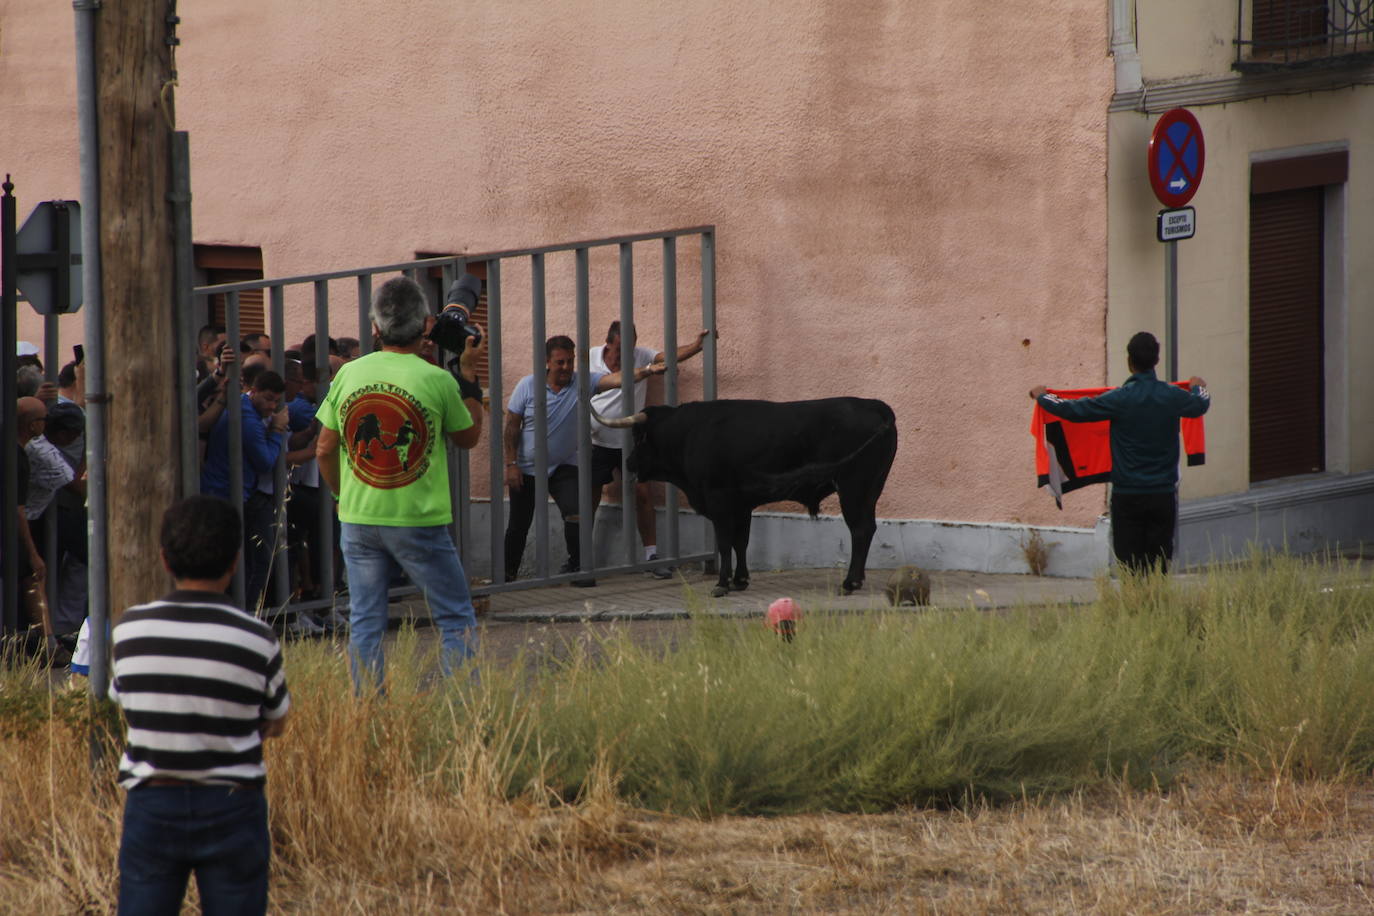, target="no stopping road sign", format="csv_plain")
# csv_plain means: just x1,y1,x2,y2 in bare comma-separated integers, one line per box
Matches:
1148,108,1205,208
